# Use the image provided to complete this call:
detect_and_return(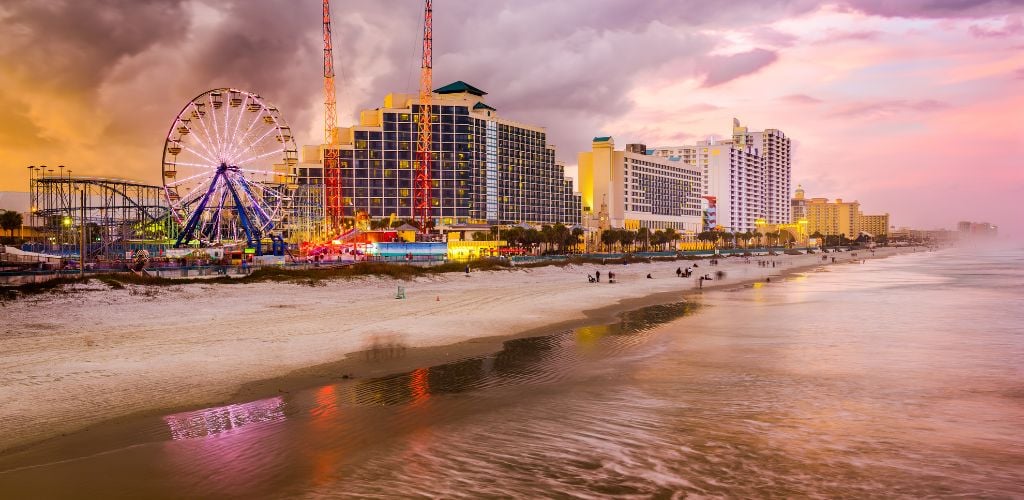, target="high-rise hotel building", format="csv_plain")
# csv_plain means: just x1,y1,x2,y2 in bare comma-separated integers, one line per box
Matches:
731,119,791,225
294,81,580,227
651,119,792,233
577,138,703,234
801,194,890,238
